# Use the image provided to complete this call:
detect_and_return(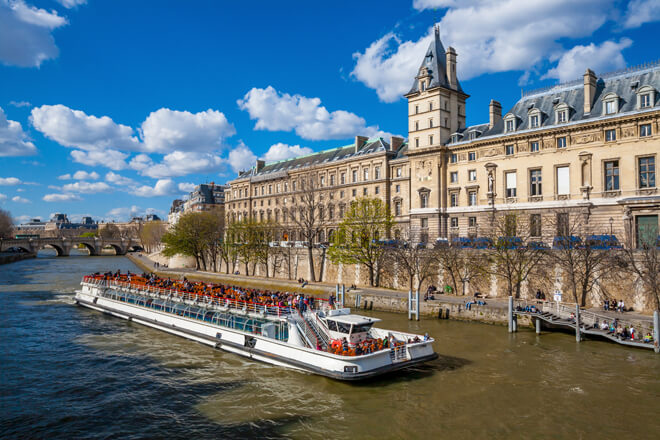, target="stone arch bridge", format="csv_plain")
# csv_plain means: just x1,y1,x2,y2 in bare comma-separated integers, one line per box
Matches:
0,237,142,257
